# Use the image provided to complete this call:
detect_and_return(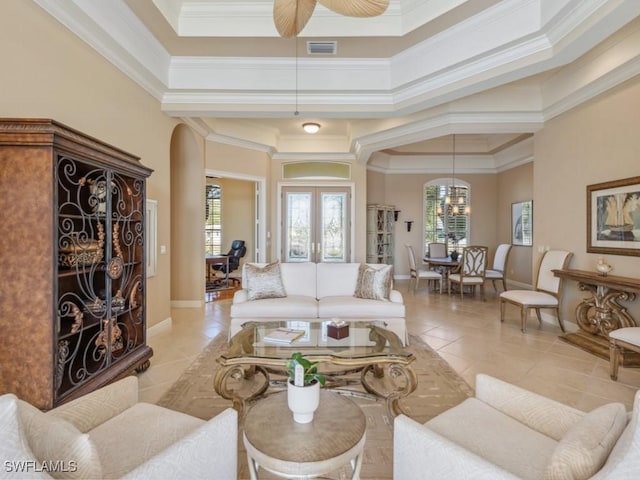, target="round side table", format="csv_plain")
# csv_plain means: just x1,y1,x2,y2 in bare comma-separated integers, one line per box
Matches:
243,390,366,479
